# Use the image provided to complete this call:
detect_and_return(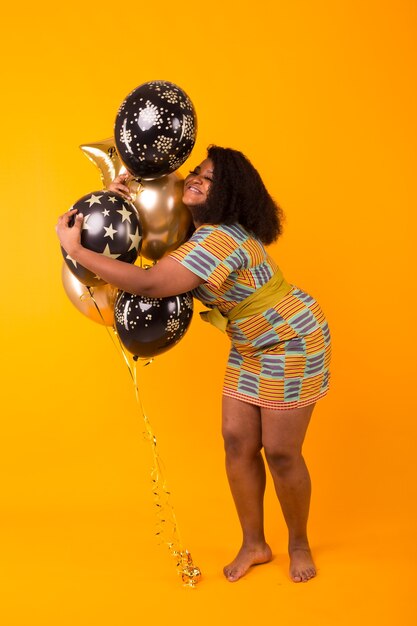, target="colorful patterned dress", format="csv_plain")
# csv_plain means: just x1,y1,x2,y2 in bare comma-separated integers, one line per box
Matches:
169,223,331,410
